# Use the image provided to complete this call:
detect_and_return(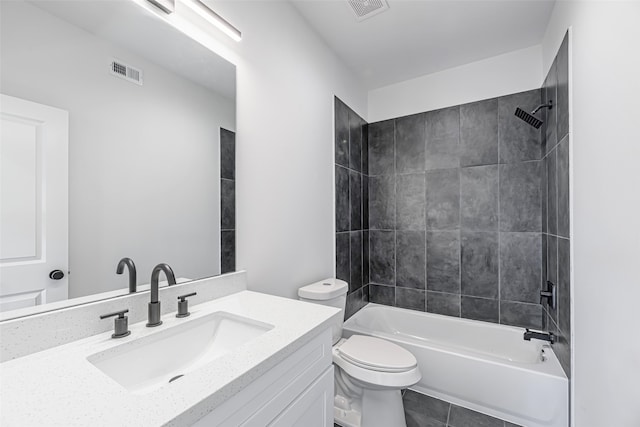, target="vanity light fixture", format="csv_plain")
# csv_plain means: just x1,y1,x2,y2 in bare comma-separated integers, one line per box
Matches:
146,0,175,14
180,0,242,42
